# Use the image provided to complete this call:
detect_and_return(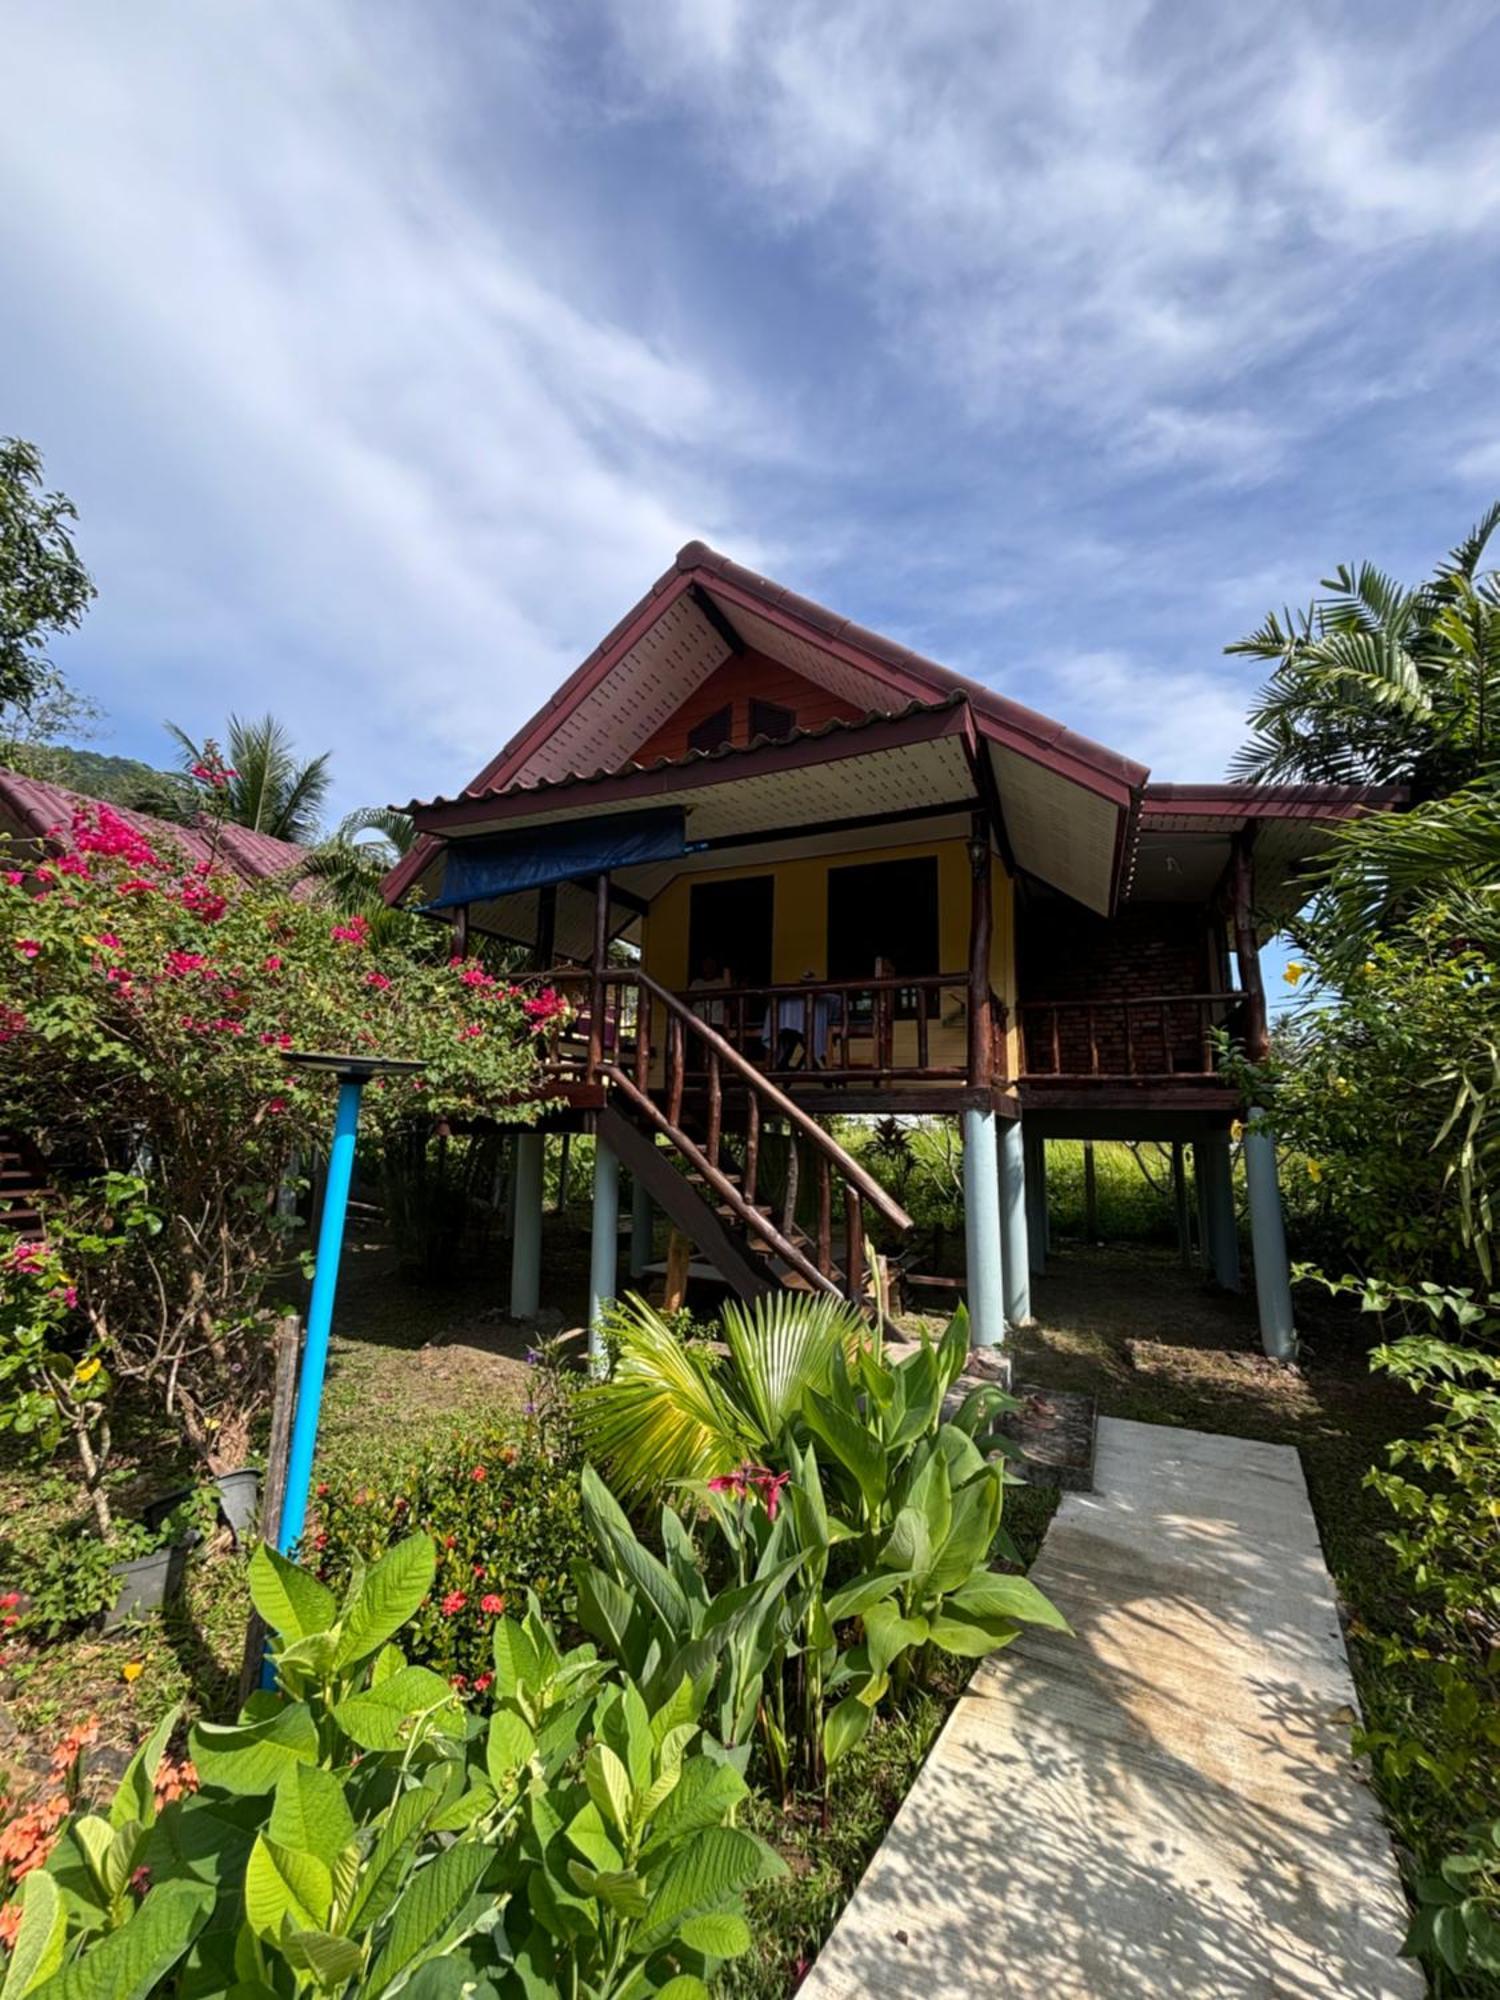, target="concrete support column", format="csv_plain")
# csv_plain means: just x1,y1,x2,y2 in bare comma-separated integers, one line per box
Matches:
962,1105,1005,1349
588,1134,619,1373
630,1168,653,1281
1244,1108,1296,1360
1024,1128,1047,1276
998,1116,1032,1327
509,1131,545,1318
1198,1128,1240,1292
